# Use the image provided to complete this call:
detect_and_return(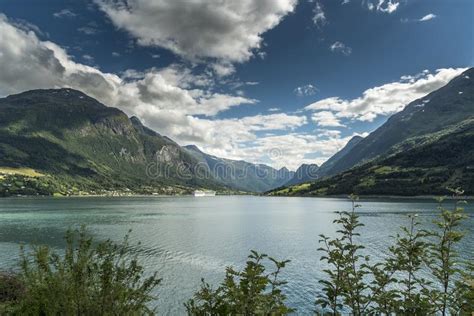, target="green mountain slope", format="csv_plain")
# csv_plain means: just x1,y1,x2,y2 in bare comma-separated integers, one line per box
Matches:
323,67,474,176
184,145,294,192
316,135,363,178
269,68,474,196
0,89,222,196
270,118,474,196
